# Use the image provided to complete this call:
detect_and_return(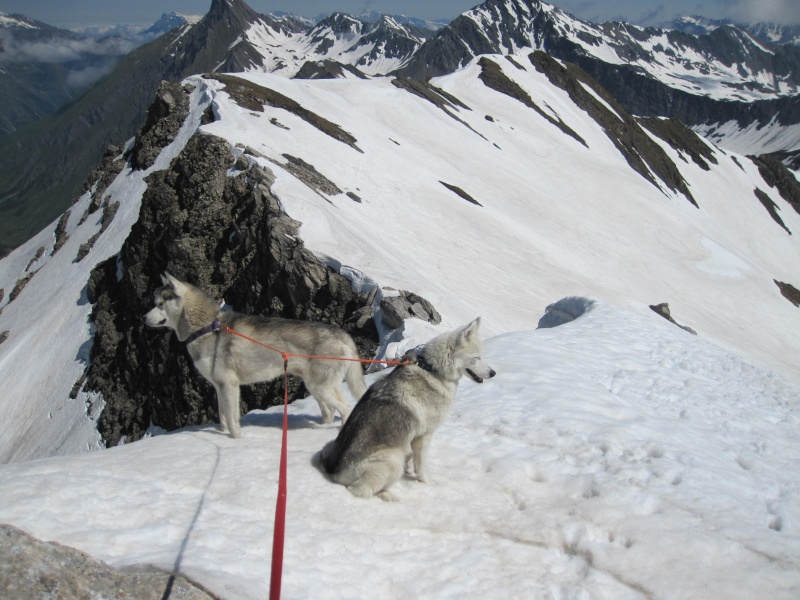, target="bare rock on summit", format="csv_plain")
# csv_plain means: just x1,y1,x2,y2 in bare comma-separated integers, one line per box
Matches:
0,524,215,600
130,81,192,171
380,291,442,329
